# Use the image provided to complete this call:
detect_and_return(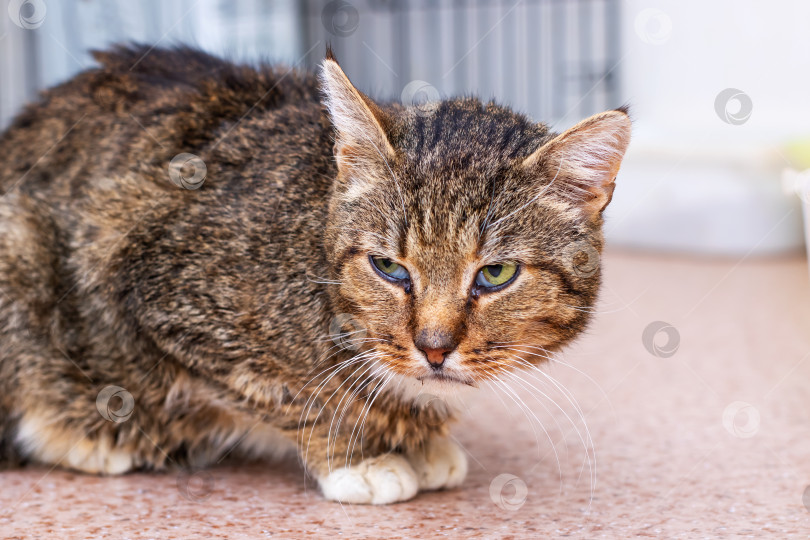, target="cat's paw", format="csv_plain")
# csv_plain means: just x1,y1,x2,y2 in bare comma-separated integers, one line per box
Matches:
318,453,419,504
406,436,468,491
16,414,135,475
